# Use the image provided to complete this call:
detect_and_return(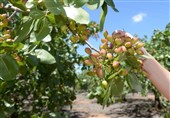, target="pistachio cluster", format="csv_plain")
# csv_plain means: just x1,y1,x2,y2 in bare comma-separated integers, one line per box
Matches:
69,20,90,43
0,14,8,30
0,13,14,42
84,30,144,86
